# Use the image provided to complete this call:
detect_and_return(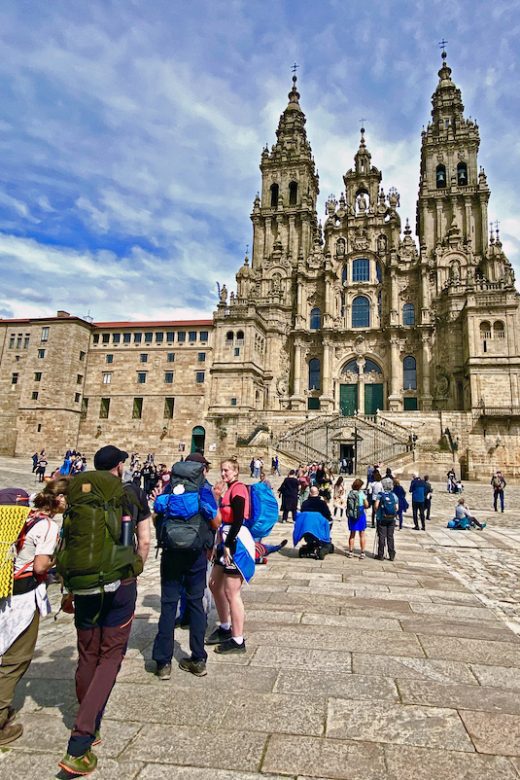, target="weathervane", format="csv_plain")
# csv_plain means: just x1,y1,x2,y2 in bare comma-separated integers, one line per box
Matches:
291,63,299,75
438,38,448,54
